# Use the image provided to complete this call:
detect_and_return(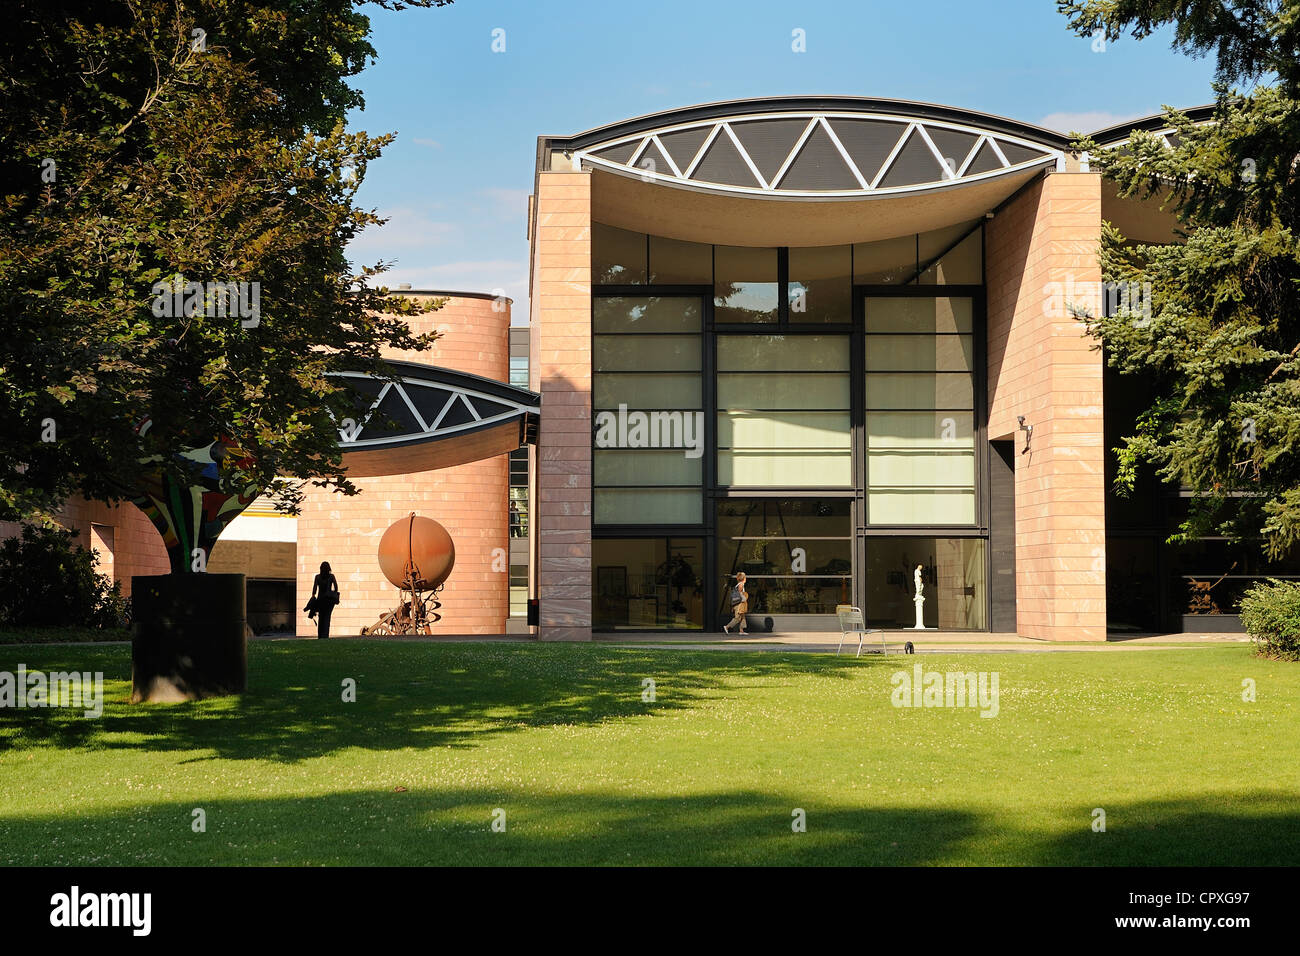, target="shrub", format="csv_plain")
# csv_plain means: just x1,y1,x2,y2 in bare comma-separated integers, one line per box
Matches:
1239,579,1300,661
0,525,128,629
